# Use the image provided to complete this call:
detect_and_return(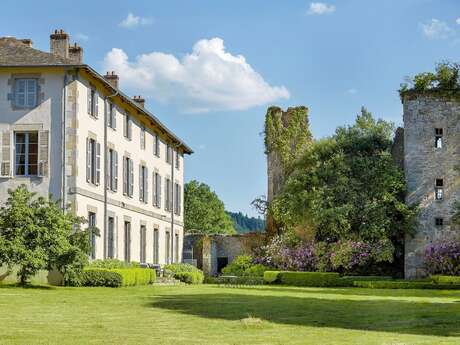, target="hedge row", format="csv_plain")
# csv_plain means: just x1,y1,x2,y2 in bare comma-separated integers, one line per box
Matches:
164,263,204,284
263,271,460,290
81,268,155,287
